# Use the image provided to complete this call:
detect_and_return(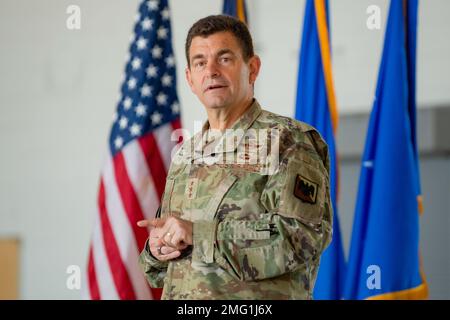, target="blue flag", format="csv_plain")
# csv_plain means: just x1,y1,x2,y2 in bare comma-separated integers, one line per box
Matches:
343,0,428,300
222,0,248,23
295,0,346,300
